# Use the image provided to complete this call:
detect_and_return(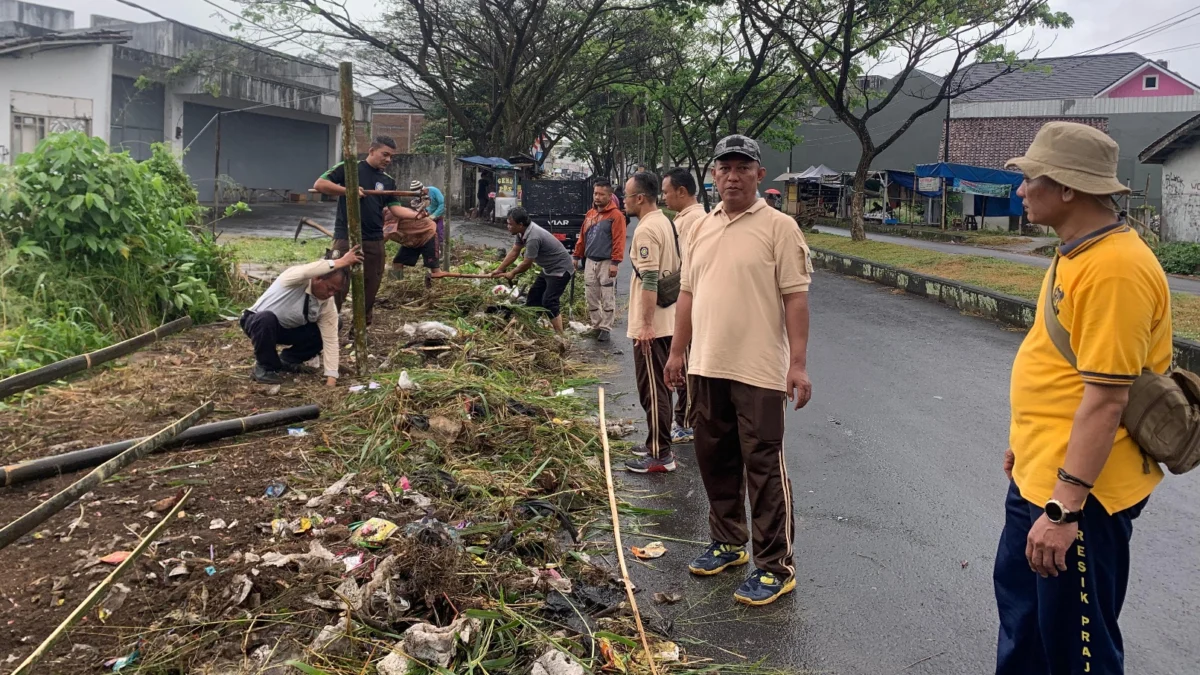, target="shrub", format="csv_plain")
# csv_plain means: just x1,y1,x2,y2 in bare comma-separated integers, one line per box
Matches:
1154,242,1200,275
0,132,246,376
